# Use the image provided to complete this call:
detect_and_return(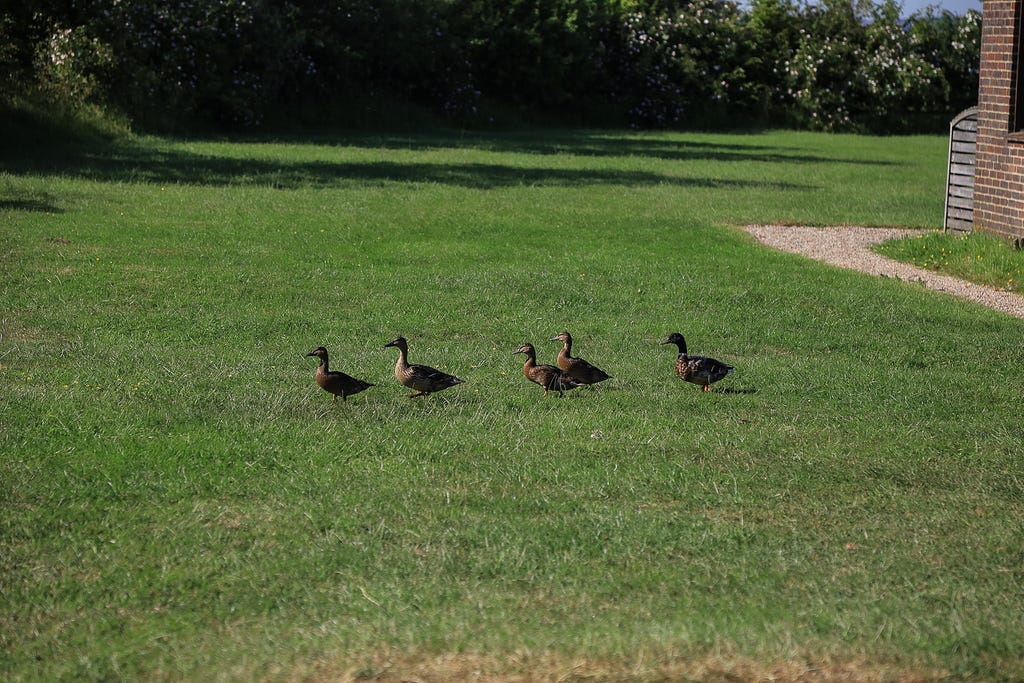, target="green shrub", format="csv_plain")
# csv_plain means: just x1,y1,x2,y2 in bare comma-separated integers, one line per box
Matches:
84,0,312,129
782,0,951,133
613,0,751,127
1,0,983,133
32,25,112,106
909,6,982,117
